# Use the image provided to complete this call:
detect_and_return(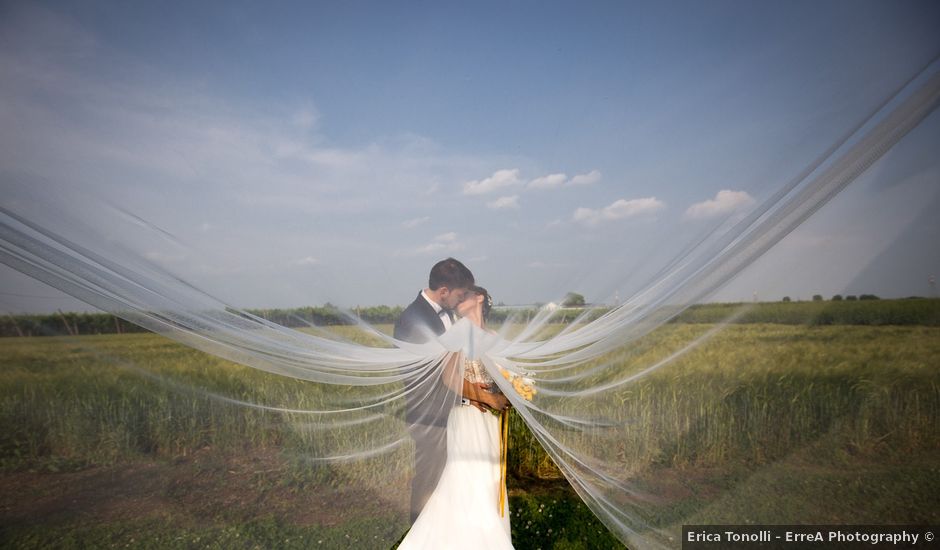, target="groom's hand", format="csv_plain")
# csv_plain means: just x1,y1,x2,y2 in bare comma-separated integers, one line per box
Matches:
462,379,510,412
484,389,510,412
